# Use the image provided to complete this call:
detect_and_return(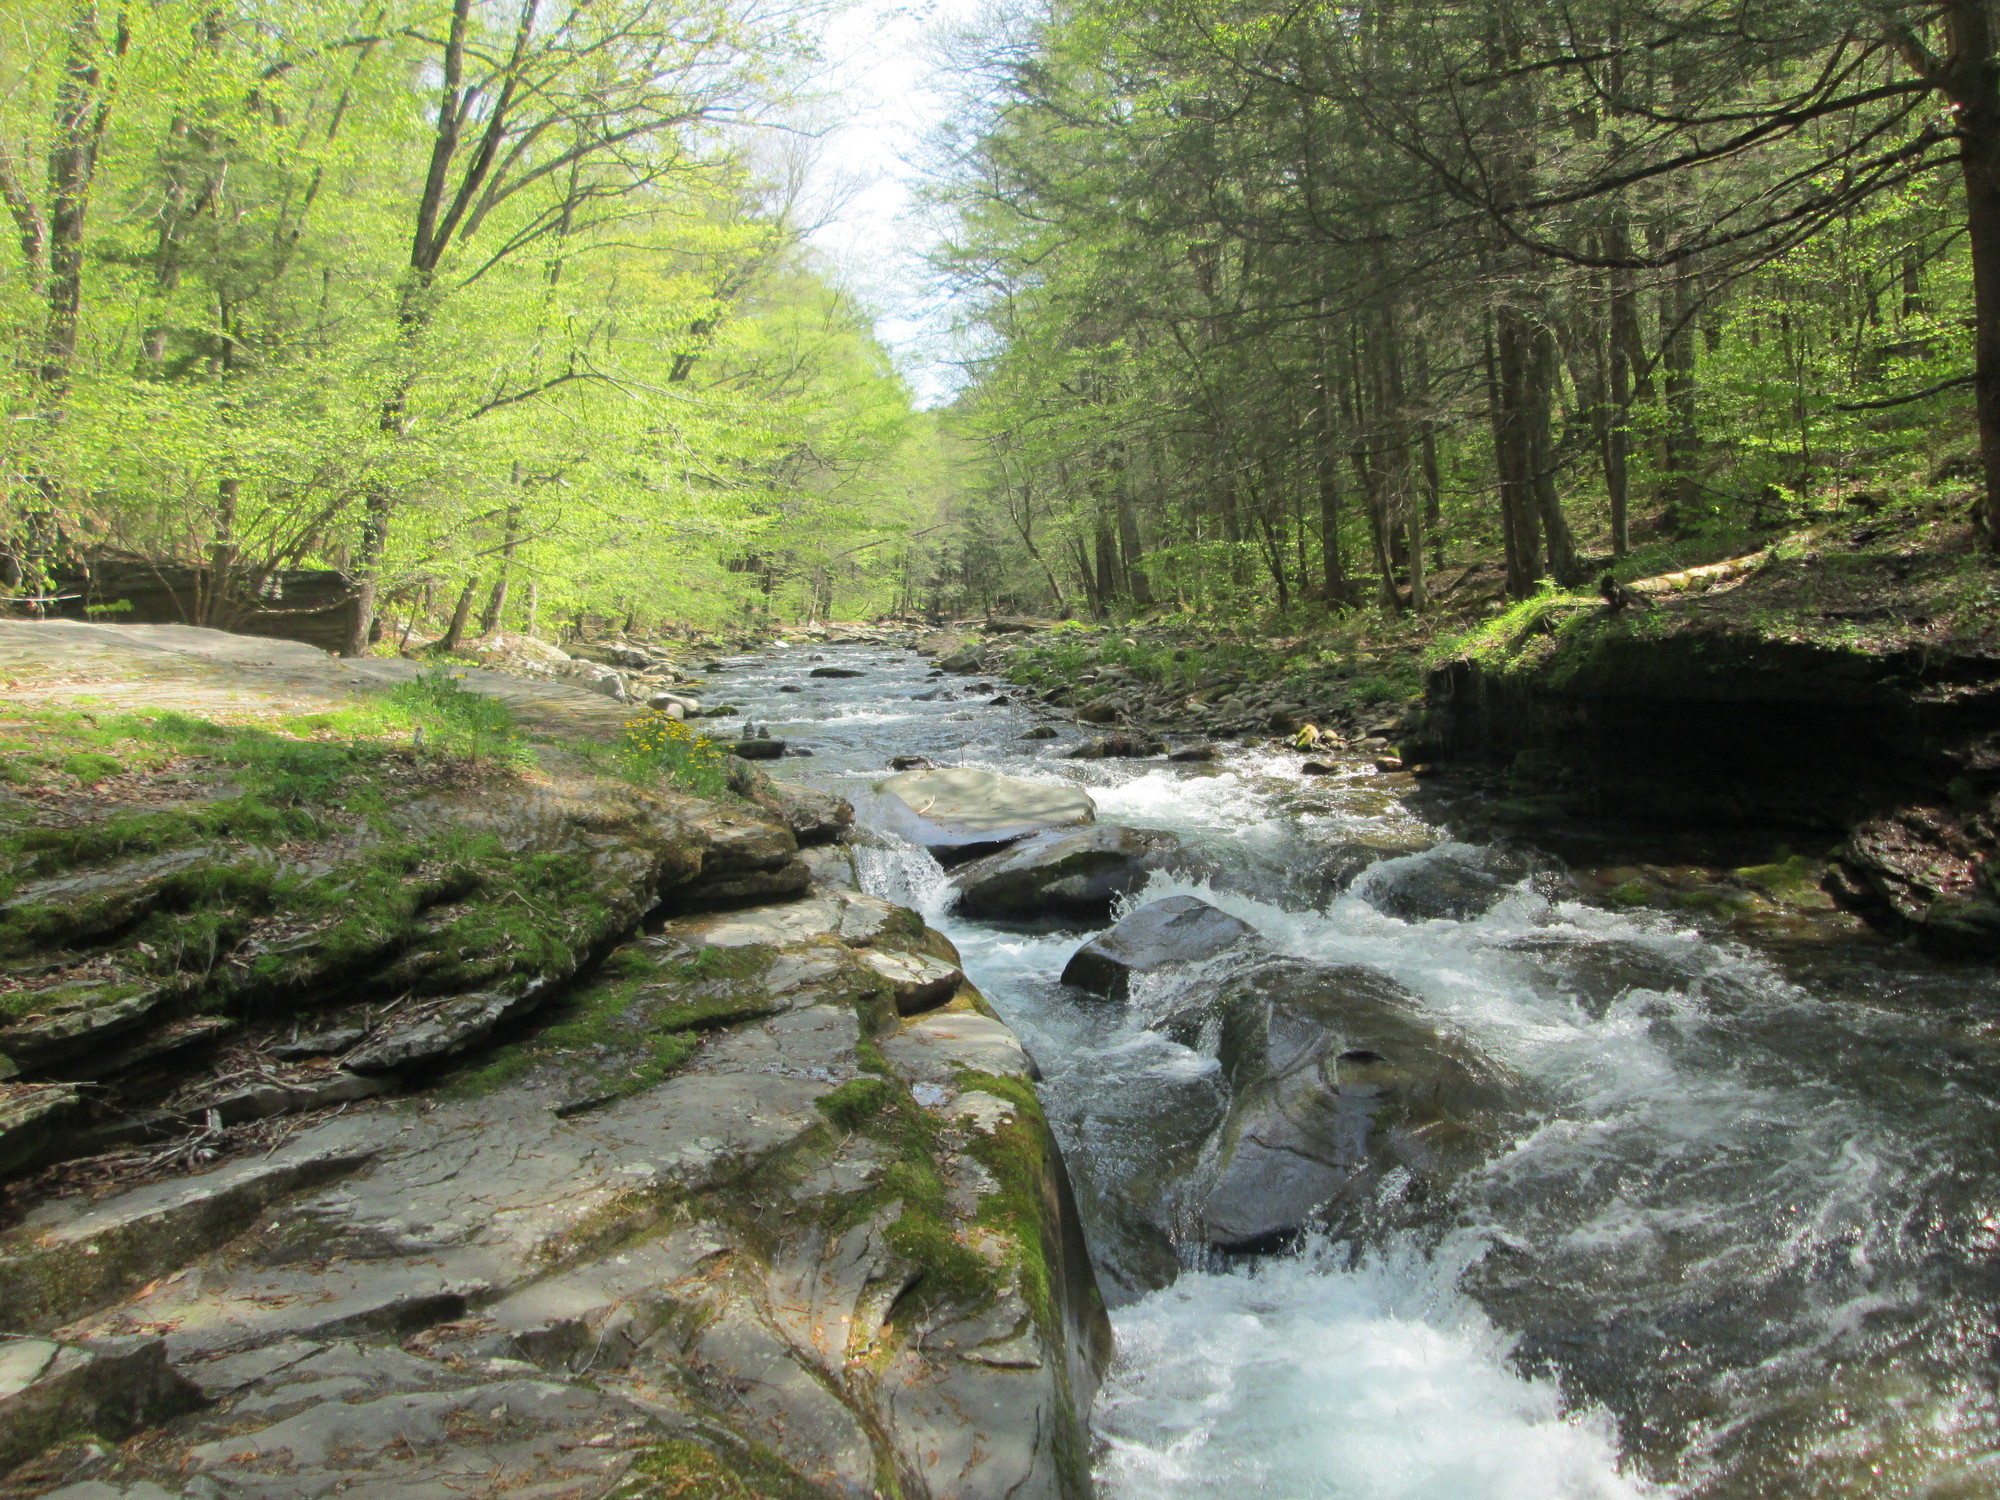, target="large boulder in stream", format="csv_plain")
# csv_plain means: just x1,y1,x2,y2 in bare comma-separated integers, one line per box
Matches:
1358,844,1534,922
950,825,1183,920
875,767,1095,861
1062,895,1258,998
1162,956,1526,1252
